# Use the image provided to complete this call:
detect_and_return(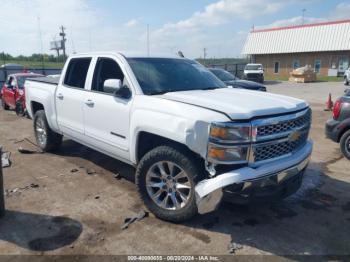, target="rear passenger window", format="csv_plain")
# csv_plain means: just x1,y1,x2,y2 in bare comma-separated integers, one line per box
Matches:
64,58,92,89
